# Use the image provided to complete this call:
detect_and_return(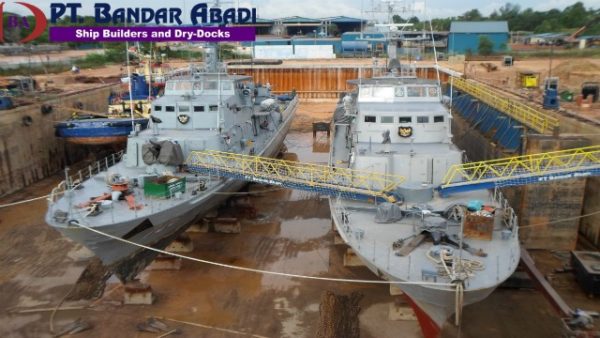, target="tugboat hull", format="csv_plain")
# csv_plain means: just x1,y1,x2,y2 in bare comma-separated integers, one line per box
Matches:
55,118,149,145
